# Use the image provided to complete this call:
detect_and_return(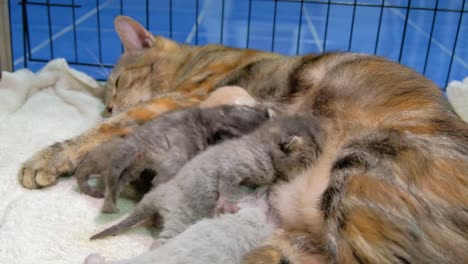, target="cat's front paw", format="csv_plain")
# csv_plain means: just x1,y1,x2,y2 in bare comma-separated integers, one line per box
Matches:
18,143,72,189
